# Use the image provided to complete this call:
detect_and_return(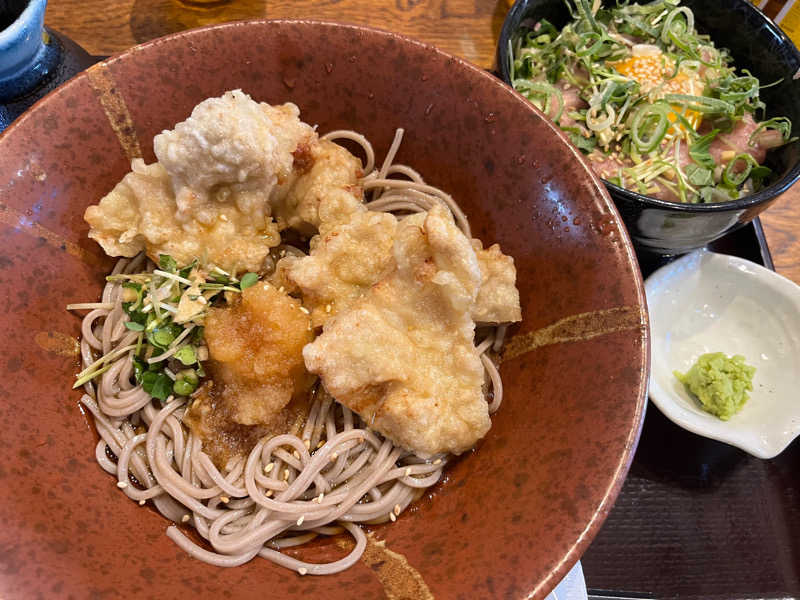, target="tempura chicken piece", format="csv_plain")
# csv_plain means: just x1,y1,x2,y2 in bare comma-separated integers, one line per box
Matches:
85,90,317,272
84,160,280,272
185,282,315,465
287,211,398,326
286,206,521,327
153,89,316,224
471,239,522,324
303,205,490,457
271,139,366,236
